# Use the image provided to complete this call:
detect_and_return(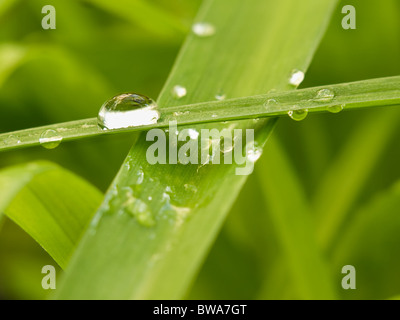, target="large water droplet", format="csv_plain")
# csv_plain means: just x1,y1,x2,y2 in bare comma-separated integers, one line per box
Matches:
192,22,216,37
98,93,160,130
172,85,187,99
327,104,344,114
314,88,335,102
289,69,305,87
288,108,308,121
39,129,62,149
